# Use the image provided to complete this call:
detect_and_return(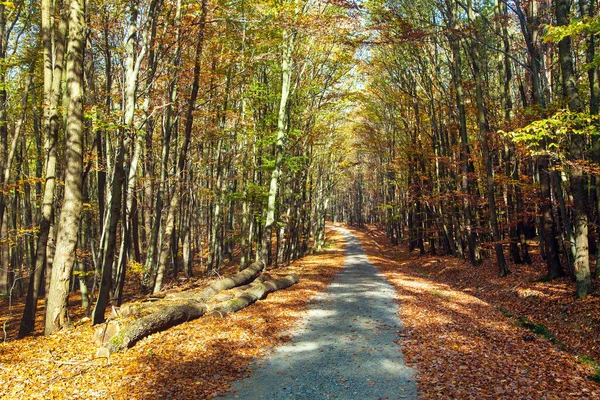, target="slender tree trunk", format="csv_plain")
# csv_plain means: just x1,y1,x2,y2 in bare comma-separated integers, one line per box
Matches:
92,138,125,324
261,25,295,265
539,156,564,279
45,0,86,334
446,0,478,265
94,0,147,321
504,144,523,264
467,9,509,276
0,66,34,285
154,0,207,292
20,0,68,336
142,0,180,290
0,5,8,237
114,0,149,305
556,0,592,297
